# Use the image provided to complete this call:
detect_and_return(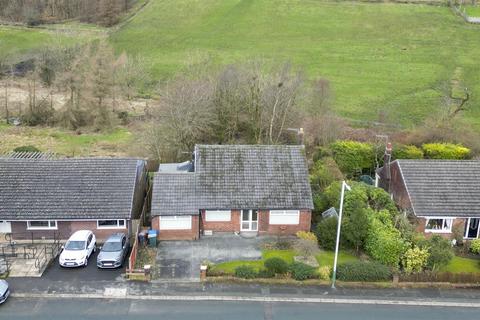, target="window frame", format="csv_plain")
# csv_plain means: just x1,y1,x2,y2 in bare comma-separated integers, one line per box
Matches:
159,215,192,230
27,220,58,230
205,210,231,222
424,218,453,234
269,210,300,225
96,219,127,229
